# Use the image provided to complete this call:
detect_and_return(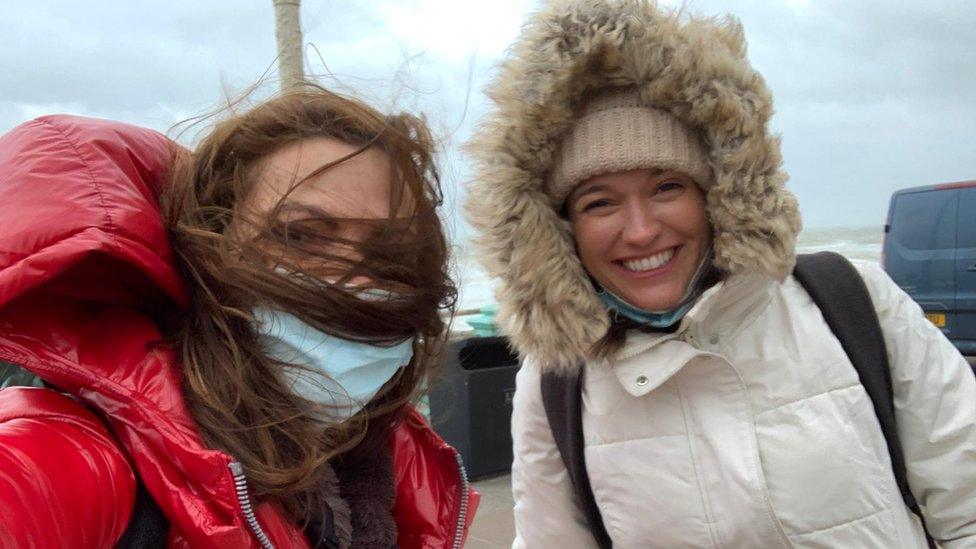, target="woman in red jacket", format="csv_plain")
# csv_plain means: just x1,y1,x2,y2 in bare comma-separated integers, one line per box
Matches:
0,85,477,548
